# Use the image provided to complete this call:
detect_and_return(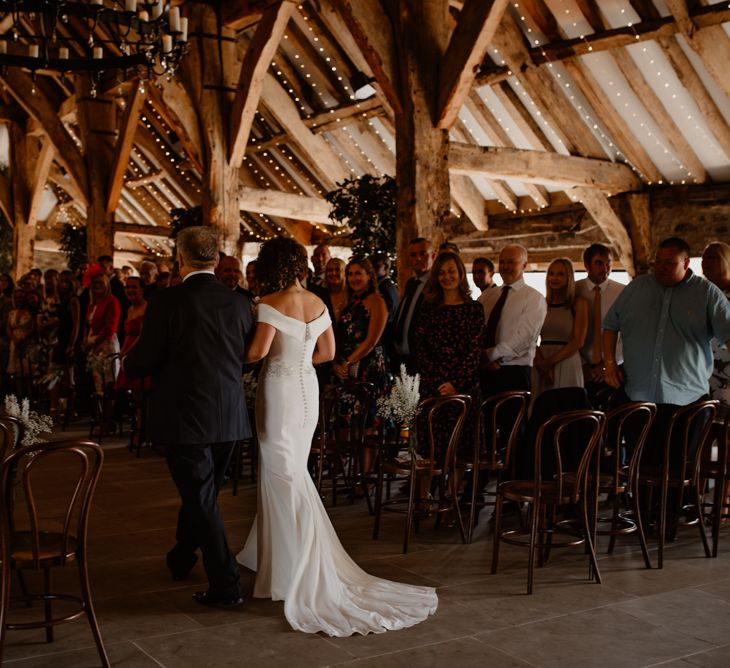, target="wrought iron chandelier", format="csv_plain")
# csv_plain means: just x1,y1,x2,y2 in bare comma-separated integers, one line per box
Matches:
0,1,188,93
